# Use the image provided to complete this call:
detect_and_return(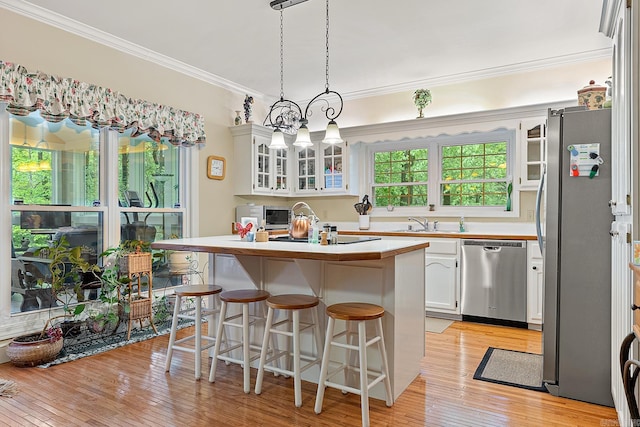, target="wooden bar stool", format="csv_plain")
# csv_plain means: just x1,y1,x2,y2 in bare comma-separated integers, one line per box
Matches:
209,289,270,393
255,294,323,407
314,302,393,427
164,285,223,380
